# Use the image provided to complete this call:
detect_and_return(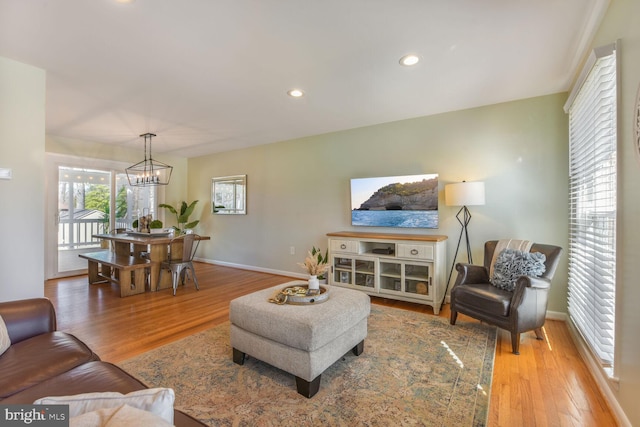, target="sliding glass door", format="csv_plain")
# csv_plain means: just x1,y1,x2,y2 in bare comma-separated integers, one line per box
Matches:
56,166,112,274
47,156,158,279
